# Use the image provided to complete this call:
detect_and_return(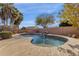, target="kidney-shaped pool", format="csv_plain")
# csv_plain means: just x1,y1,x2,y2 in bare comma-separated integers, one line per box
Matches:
31,34,68,47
